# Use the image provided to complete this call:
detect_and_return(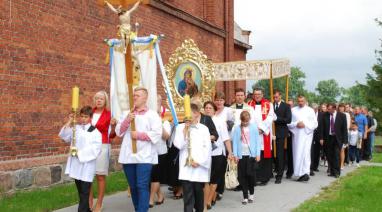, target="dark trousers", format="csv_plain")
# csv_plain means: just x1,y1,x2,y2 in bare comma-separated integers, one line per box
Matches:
344,146,349,164
255,151,272,182
74,179,92,212
216,156,227,194
238,156,255,199
362,135,371,160
182,181,204,212
275,137,286,179
286,135,294,177
325,136,341,176
349,145,360,163
310,137,321,171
